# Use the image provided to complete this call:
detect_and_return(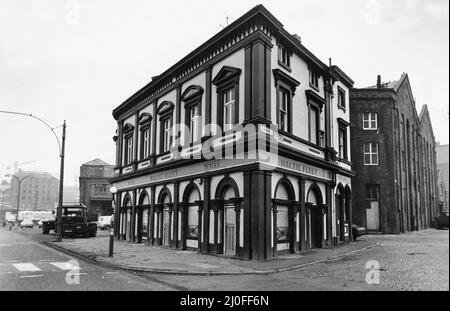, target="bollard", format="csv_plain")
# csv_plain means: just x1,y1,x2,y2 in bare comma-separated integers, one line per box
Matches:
109,228,114,257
